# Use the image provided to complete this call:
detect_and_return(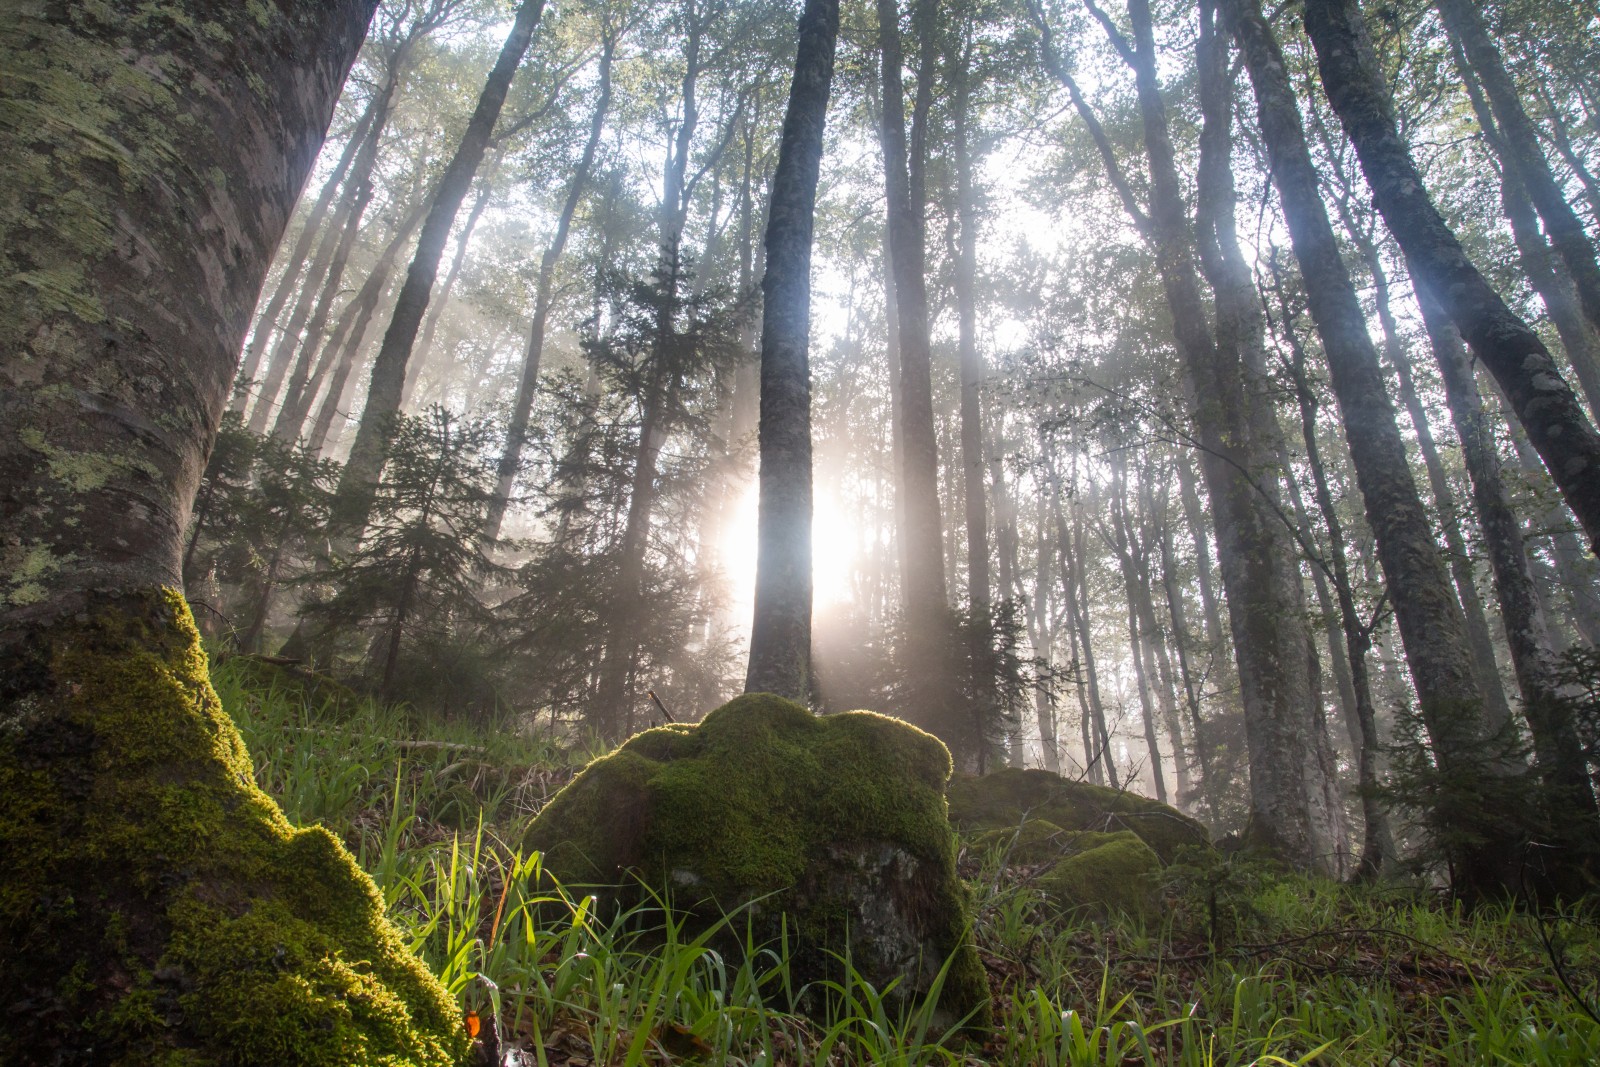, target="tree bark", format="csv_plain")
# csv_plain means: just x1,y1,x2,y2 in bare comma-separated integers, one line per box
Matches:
1302,0,1600,555
1230,0,1521,896
1437,0,1600,340
1448,37,1600,425
745,0,840,700
1412,276,1600,879
0,3,464,1059
333,0,546,535
1056,0,1345,871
